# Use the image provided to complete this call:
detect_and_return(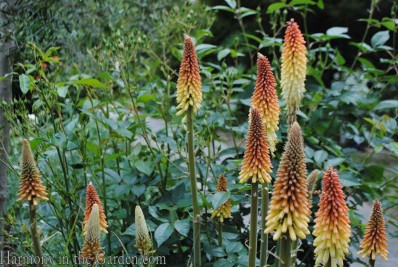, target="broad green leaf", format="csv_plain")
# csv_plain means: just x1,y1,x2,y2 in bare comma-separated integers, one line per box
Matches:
226,241,243,254
73,78,107,89
314,150,328,164
148,206,168,223
267,2,286,13
212,191,231,210
217,48,230,60
19,74,31,94
131,184,146,196
325,157,345,167
155,223,174,247
57,86,68,98
174,219,190,237
290,0,316,6
137,94,156,104
239,98,251,106
135,160,154,176
326,27,349,37
375,100,398,110
371,31,390,47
